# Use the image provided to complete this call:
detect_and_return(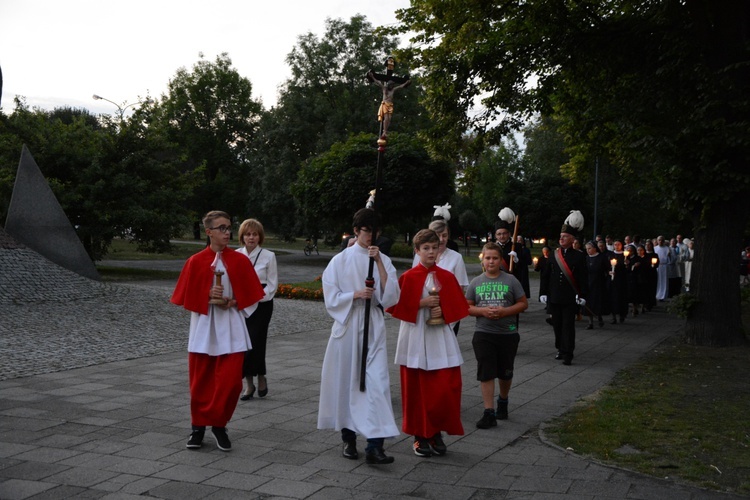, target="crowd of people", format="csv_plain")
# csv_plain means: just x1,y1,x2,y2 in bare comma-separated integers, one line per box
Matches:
534,233,695,331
